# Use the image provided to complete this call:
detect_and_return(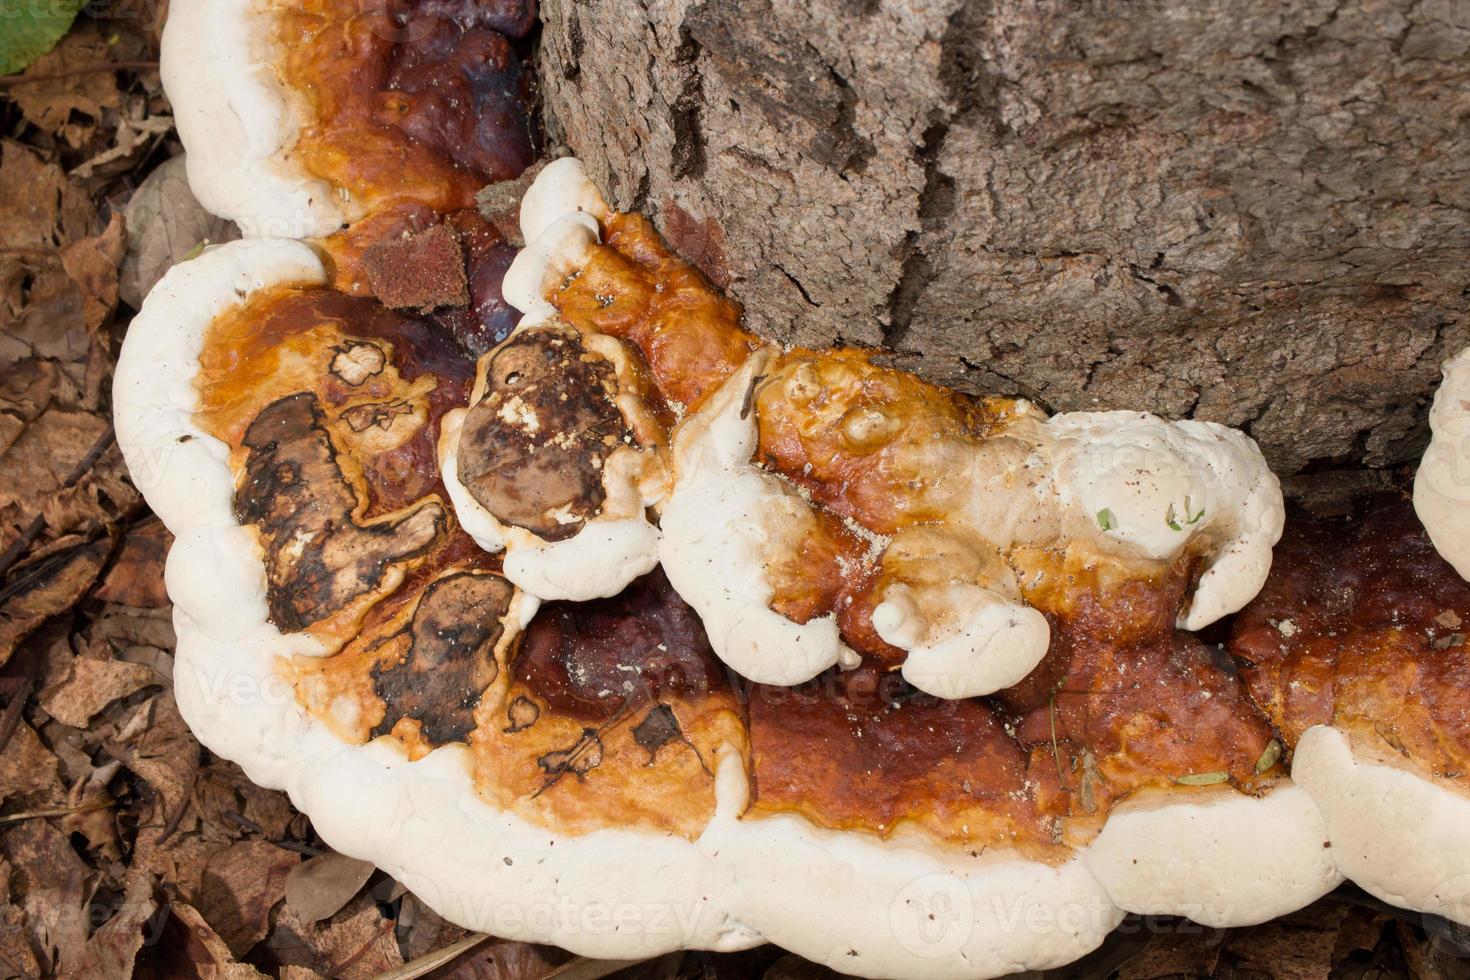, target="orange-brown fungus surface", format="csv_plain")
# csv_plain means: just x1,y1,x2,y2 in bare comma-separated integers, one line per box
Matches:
1231,495,1470,782
556,213,757,412
275,0,534,223
199,285,744,839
